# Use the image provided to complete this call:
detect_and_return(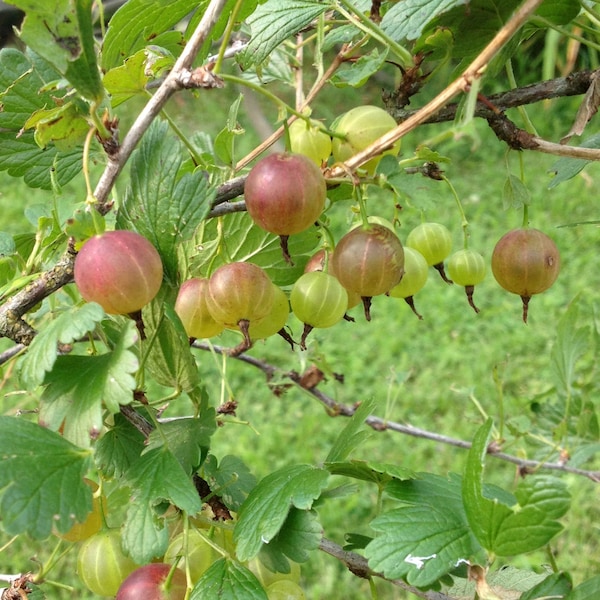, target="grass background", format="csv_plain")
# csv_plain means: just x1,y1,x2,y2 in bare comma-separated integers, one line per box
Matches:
0,73,599,599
